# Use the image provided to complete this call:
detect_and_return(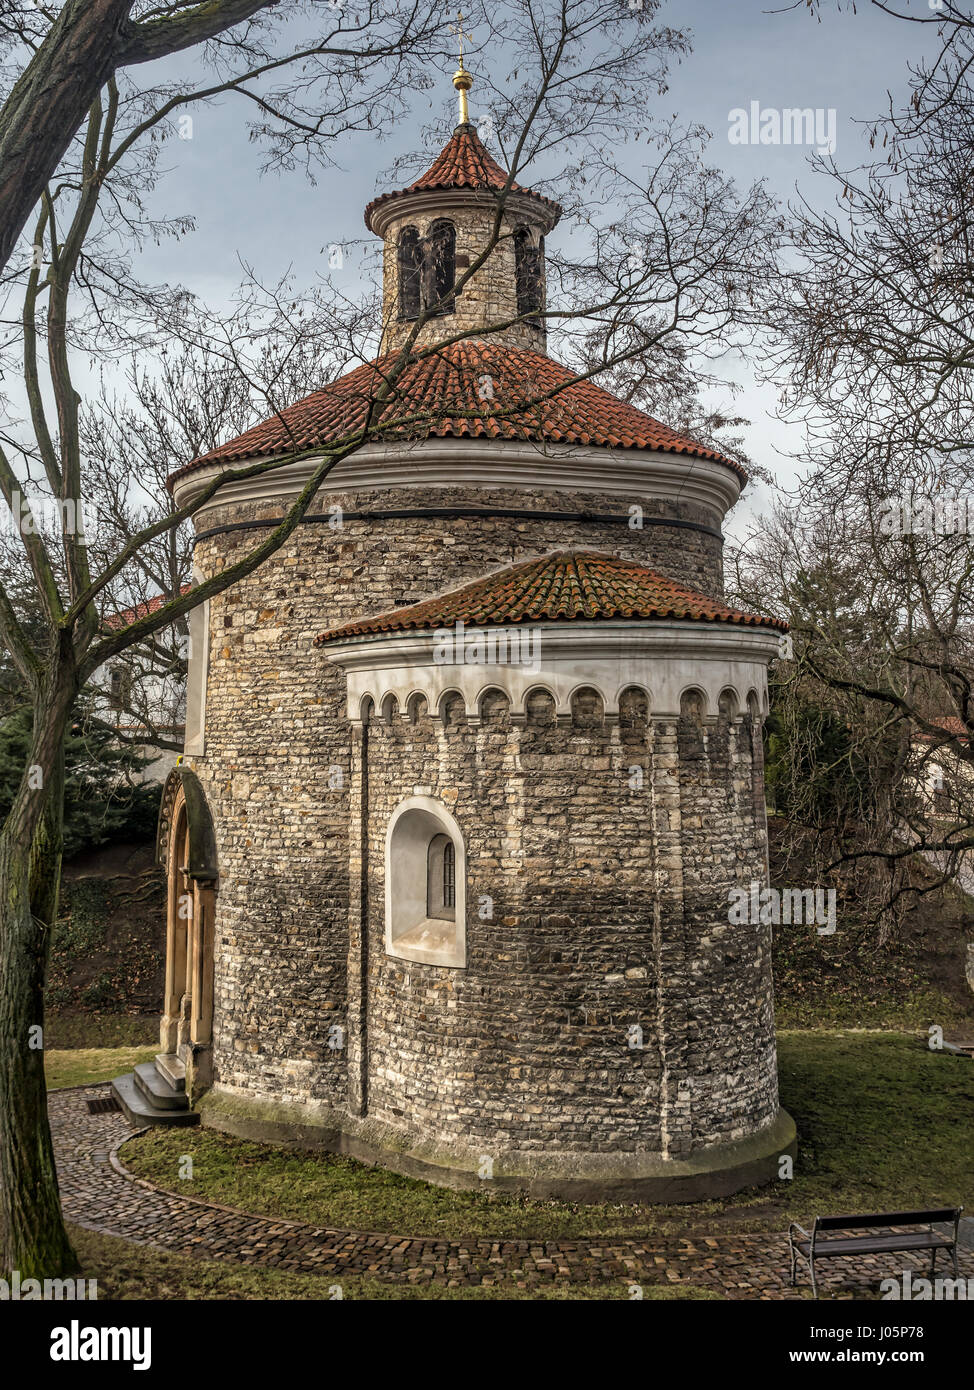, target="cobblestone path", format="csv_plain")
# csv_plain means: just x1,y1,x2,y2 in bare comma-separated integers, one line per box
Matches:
53,1084,974,1299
